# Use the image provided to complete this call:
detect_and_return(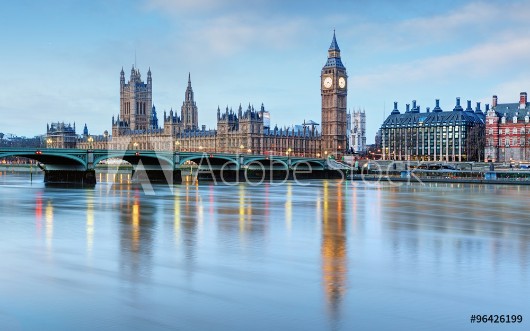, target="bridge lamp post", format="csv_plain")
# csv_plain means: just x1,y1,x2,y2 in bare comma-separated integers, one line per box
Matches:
199,145,203,152
175,141,180,153
316,152,321,158
239,144,244,154
324,151,328,158
247,148,252,155
46,138,52,149
87,136,93,150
